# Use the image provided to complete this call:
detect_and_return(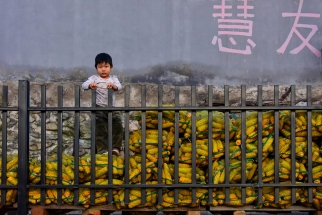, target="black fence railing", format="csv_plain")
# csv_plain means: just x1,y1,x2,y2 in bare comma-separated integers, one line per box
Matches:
1,80,322,214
